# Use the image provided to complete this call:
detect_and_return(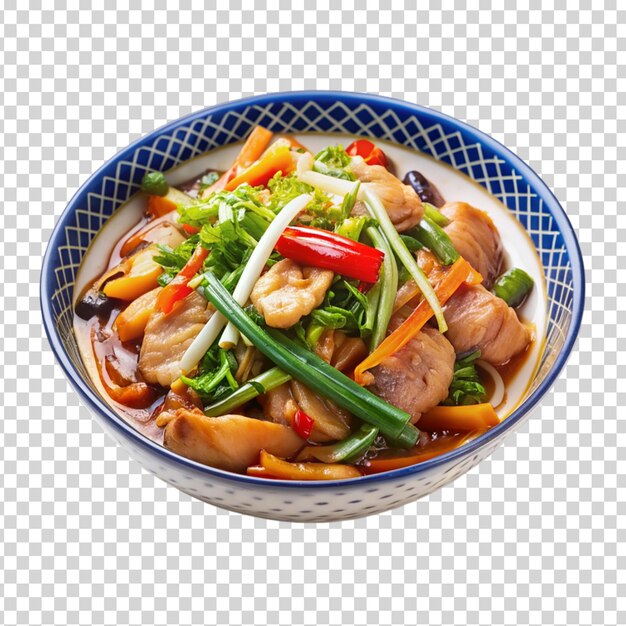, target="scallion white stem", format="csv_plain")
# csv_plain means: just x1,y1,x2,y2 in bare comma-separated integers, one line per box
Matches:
298,169,360,197
181,194,312,371
219,193,311,349
362,187,447,333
